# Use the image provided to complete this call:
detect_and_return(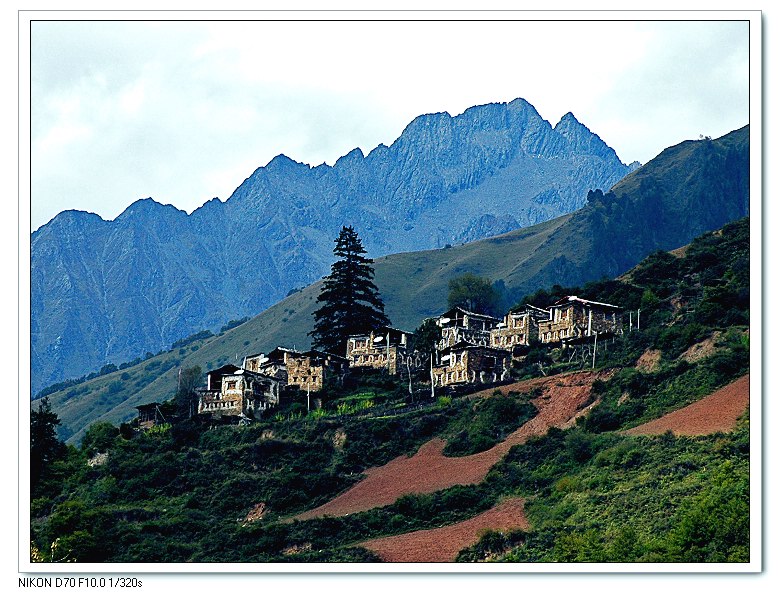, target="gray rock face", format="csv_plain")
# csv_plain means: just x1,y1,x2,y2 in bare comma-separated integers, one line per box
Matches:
31,97,634,394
